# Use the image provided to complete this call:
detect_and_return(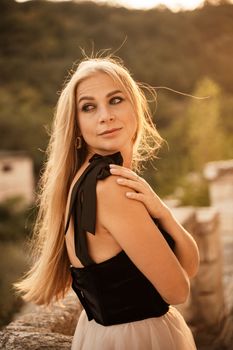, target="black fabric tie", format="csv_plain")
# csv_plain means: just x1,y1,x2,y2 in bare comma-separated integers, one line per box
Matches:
64,151,123,266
